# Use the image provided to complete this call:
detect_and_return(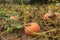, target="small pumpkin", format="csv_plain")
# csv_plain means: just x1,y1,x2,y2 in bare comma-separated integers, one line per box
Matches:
25,11,30,15
24,22,40,35
10,16,18,21
43,11,55,19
